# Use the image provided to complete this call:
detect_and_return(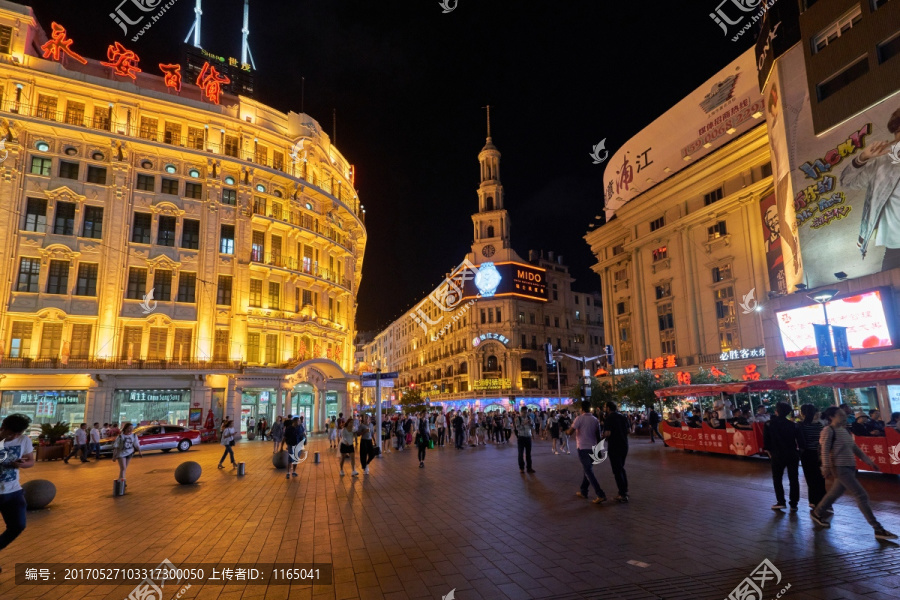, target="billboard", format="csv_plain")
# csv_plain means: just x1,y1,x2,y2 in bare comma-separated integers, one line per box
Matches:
775,289,895,359
774,45,900,287
460,262,547,302
759,192,787,295
603,49,765,218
